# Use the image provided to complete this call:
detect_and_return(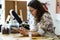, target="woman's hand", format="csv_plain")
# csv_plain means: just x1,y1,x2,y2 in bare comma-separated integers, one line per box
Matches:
19,27,40,36
19,27,29,36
